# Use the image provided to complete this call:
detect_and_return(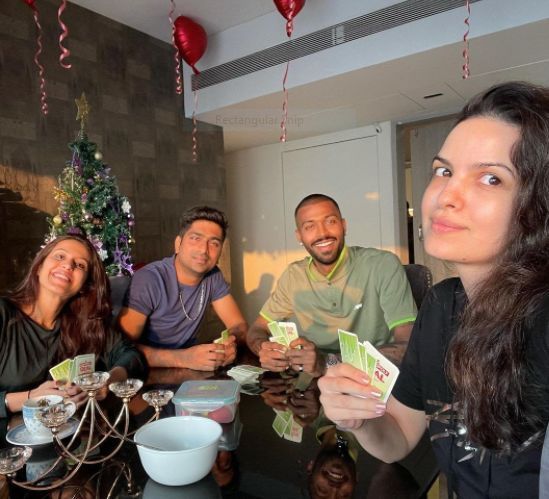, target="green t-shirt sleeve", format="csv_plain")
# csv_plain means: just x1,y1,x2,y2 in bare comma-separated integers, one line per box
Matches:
260,267,294,323
377,253,417,330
